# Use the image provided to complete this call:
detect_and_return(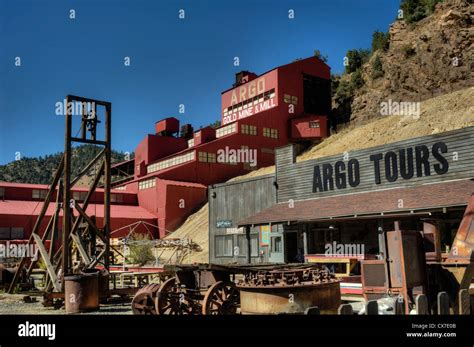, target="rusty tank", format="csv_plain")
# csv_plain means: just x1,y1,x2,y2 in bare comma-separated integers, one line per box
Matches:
237,265,340,314
64,270,100,313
